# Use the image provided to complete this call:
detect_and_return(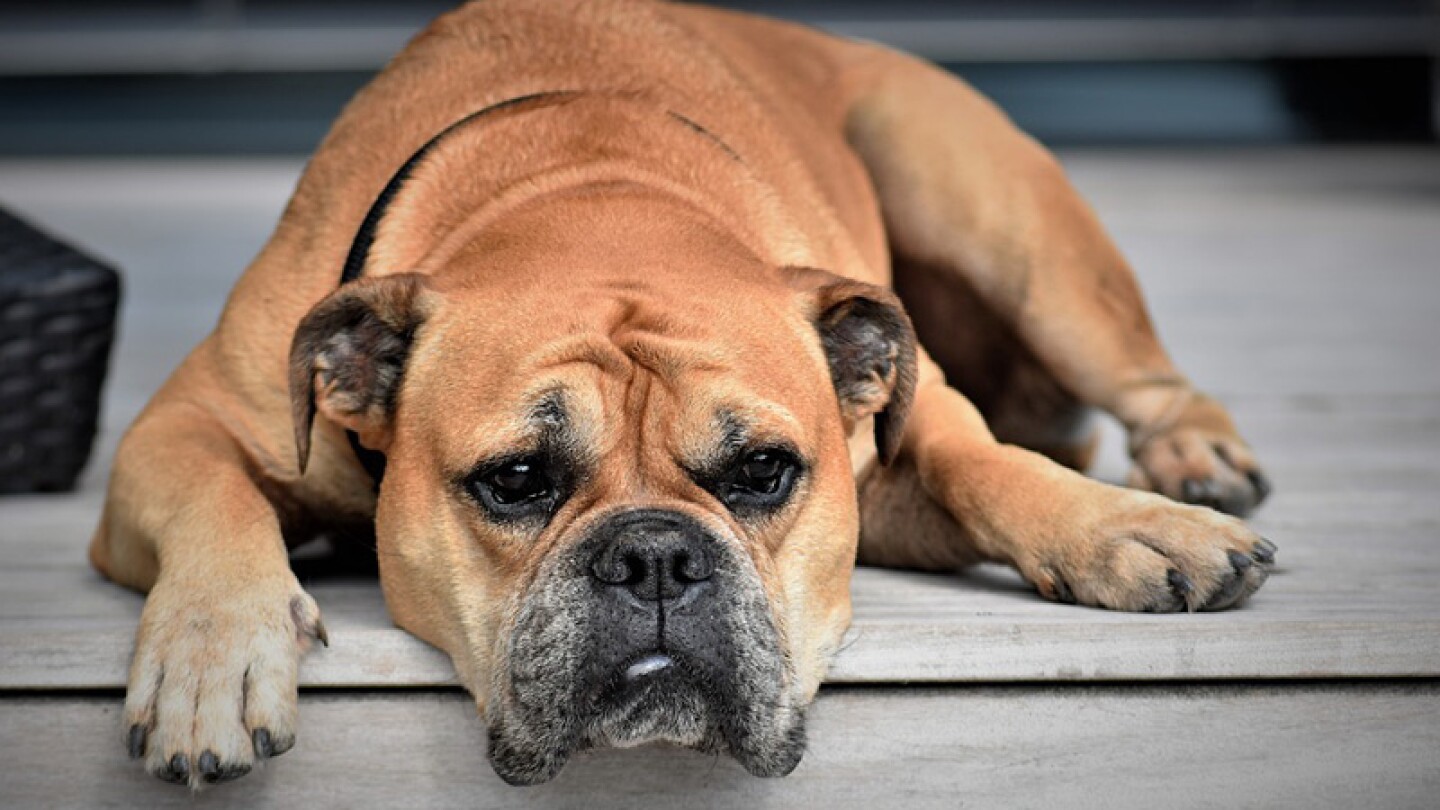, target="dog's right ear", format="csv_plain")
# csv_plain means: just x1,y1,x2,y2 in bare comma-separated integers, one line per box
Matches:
288,273,434,474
